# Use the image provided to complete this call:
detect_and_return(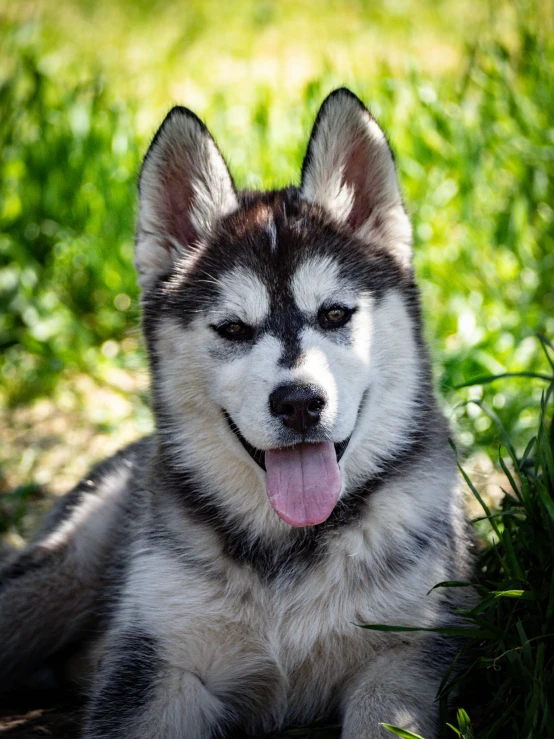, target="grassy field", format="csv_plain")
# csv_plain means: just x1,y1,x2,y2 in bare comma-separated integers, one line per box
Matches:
0,0,553,736
1,1,553,492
